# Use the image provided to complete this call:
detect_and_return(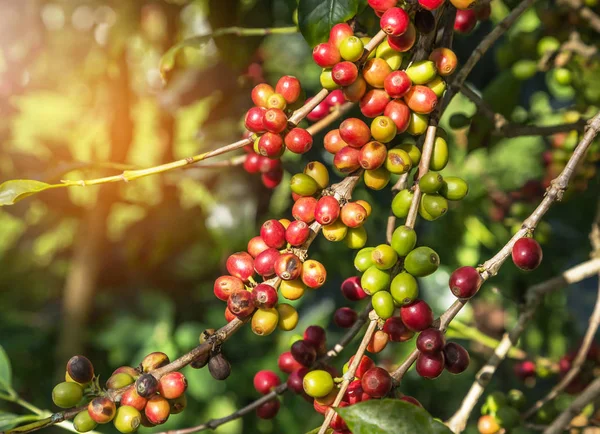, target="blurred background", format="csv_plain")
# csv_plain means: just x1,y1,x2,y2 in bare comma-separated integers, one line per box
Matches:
0,0,598,433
